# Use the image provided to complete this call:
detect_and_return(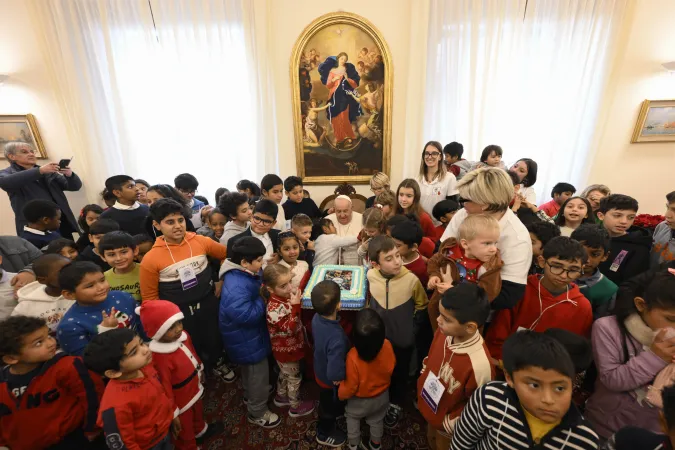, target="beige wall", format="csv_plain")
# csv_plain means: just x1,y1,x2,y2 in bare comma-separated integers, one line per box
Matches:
0,0,89,235
588,0,675,214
